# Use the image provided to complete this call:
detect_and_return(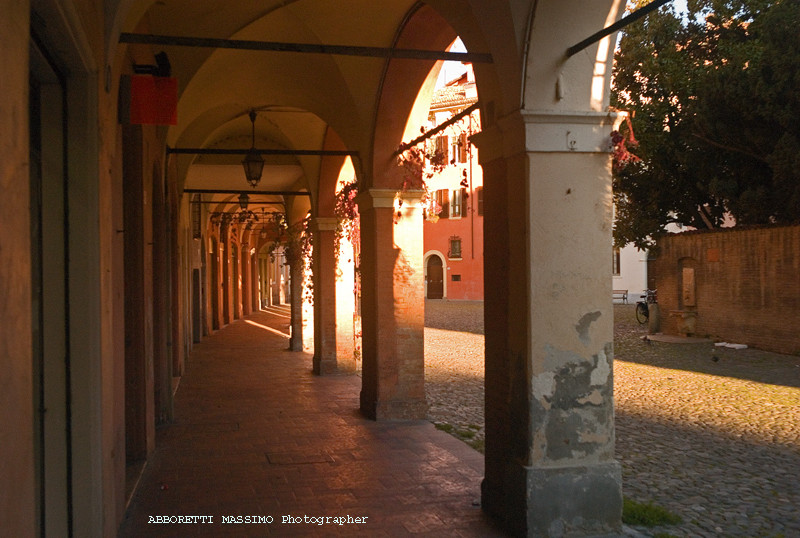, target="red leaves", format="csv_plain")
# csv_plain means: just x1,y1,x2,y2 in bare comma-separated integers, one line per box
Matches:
611,115,641,171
